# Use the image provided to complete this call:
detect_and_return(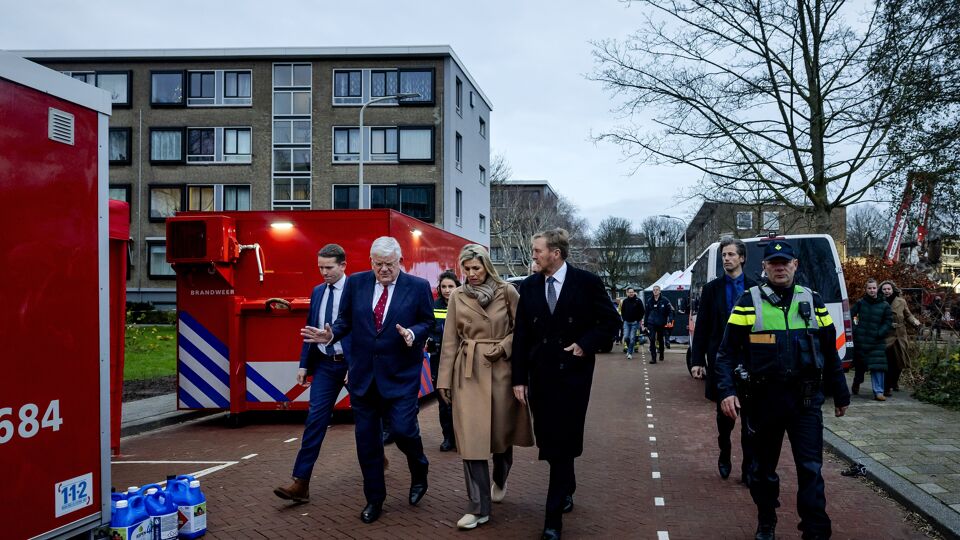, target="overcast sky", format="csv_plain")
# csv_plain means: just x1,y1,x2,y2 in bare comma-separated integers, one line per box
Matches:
1,0,877,231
